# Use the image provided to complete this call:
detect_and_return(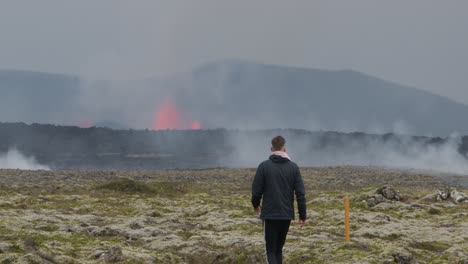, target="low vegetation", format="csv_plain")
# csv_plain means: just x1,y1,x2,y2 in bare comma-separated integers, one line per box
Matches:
0,167,466,263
